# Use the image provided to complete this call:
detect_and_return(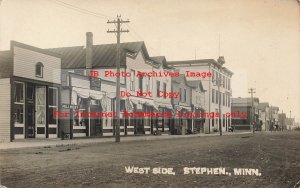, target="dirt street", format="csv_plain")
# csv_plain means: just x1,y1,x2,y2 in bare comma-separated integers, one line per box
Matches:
0,132,299,188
